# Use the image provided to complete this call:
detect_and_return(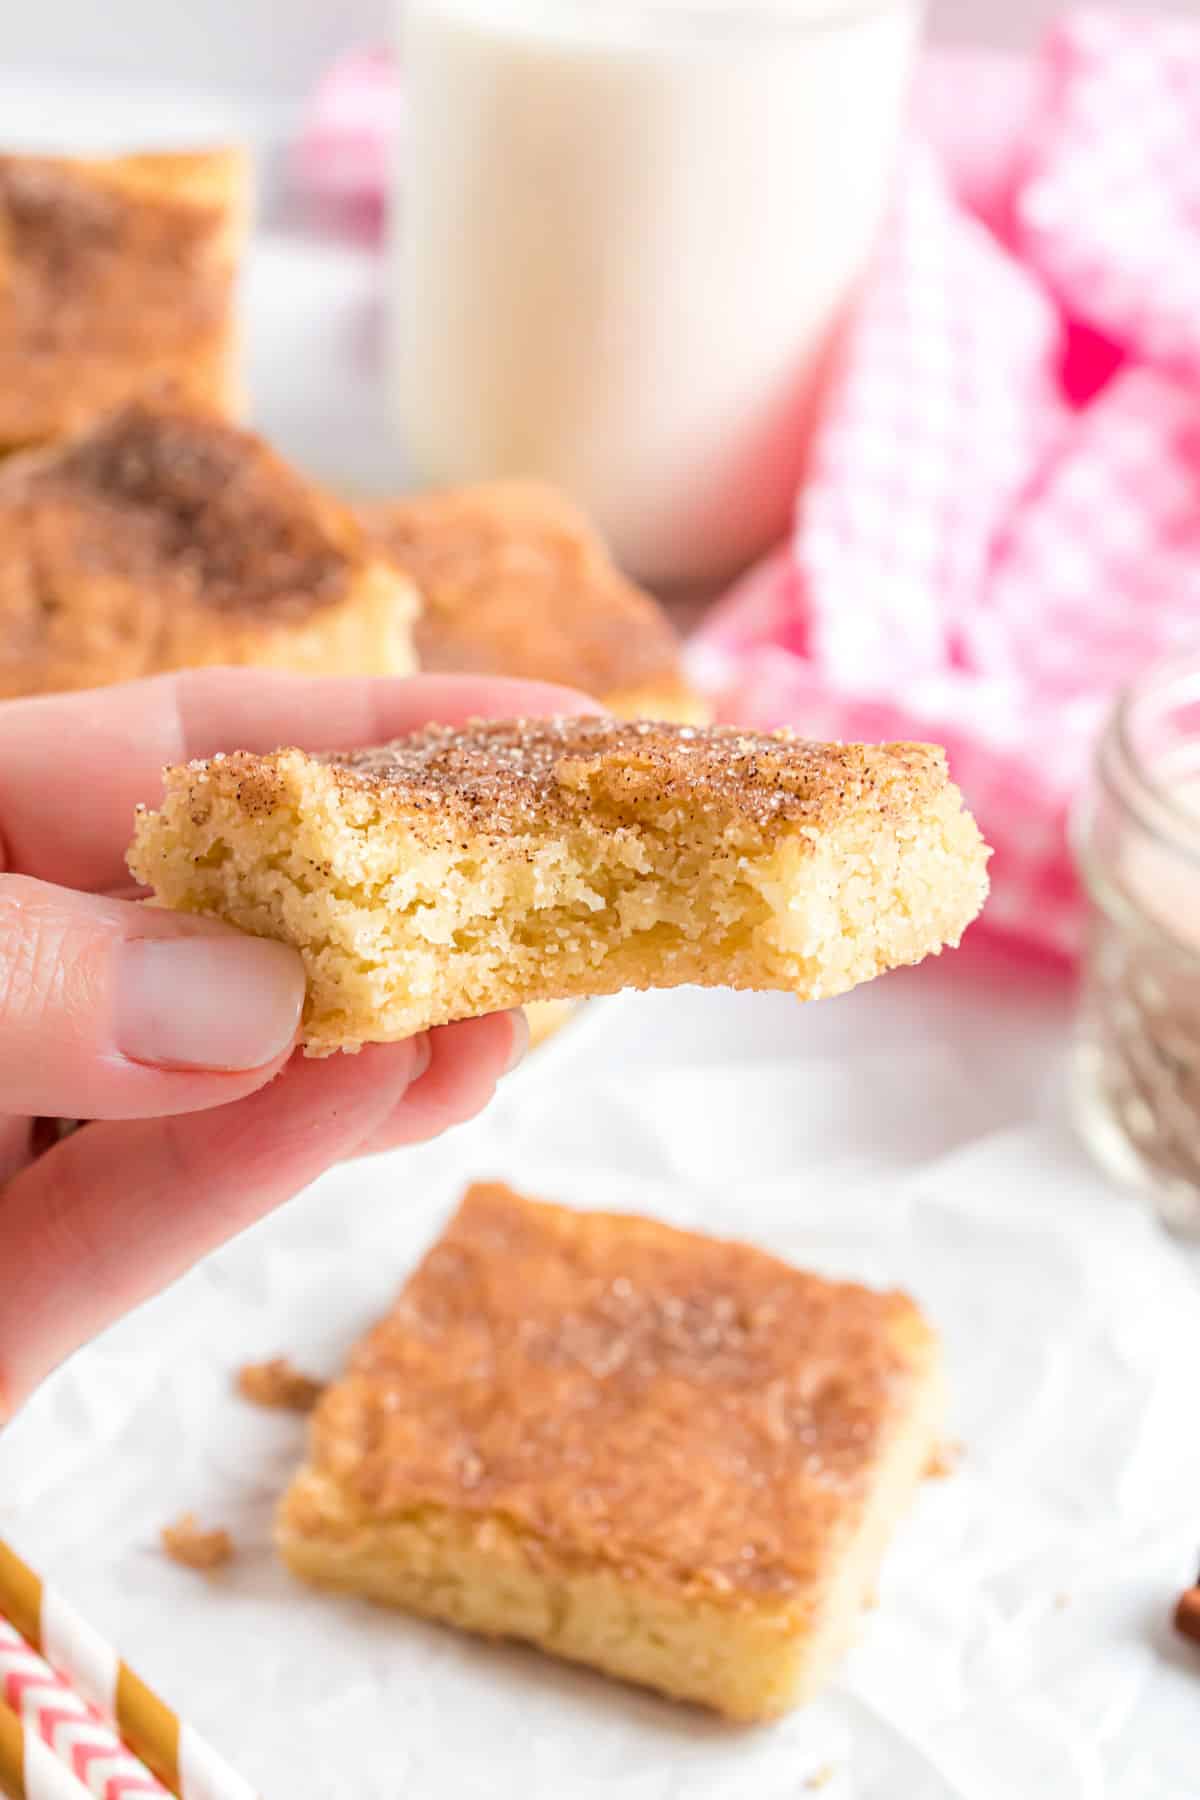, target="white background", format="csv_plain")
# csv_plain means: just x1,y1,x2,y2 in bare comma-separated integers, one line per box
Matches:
2,0,1197,96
